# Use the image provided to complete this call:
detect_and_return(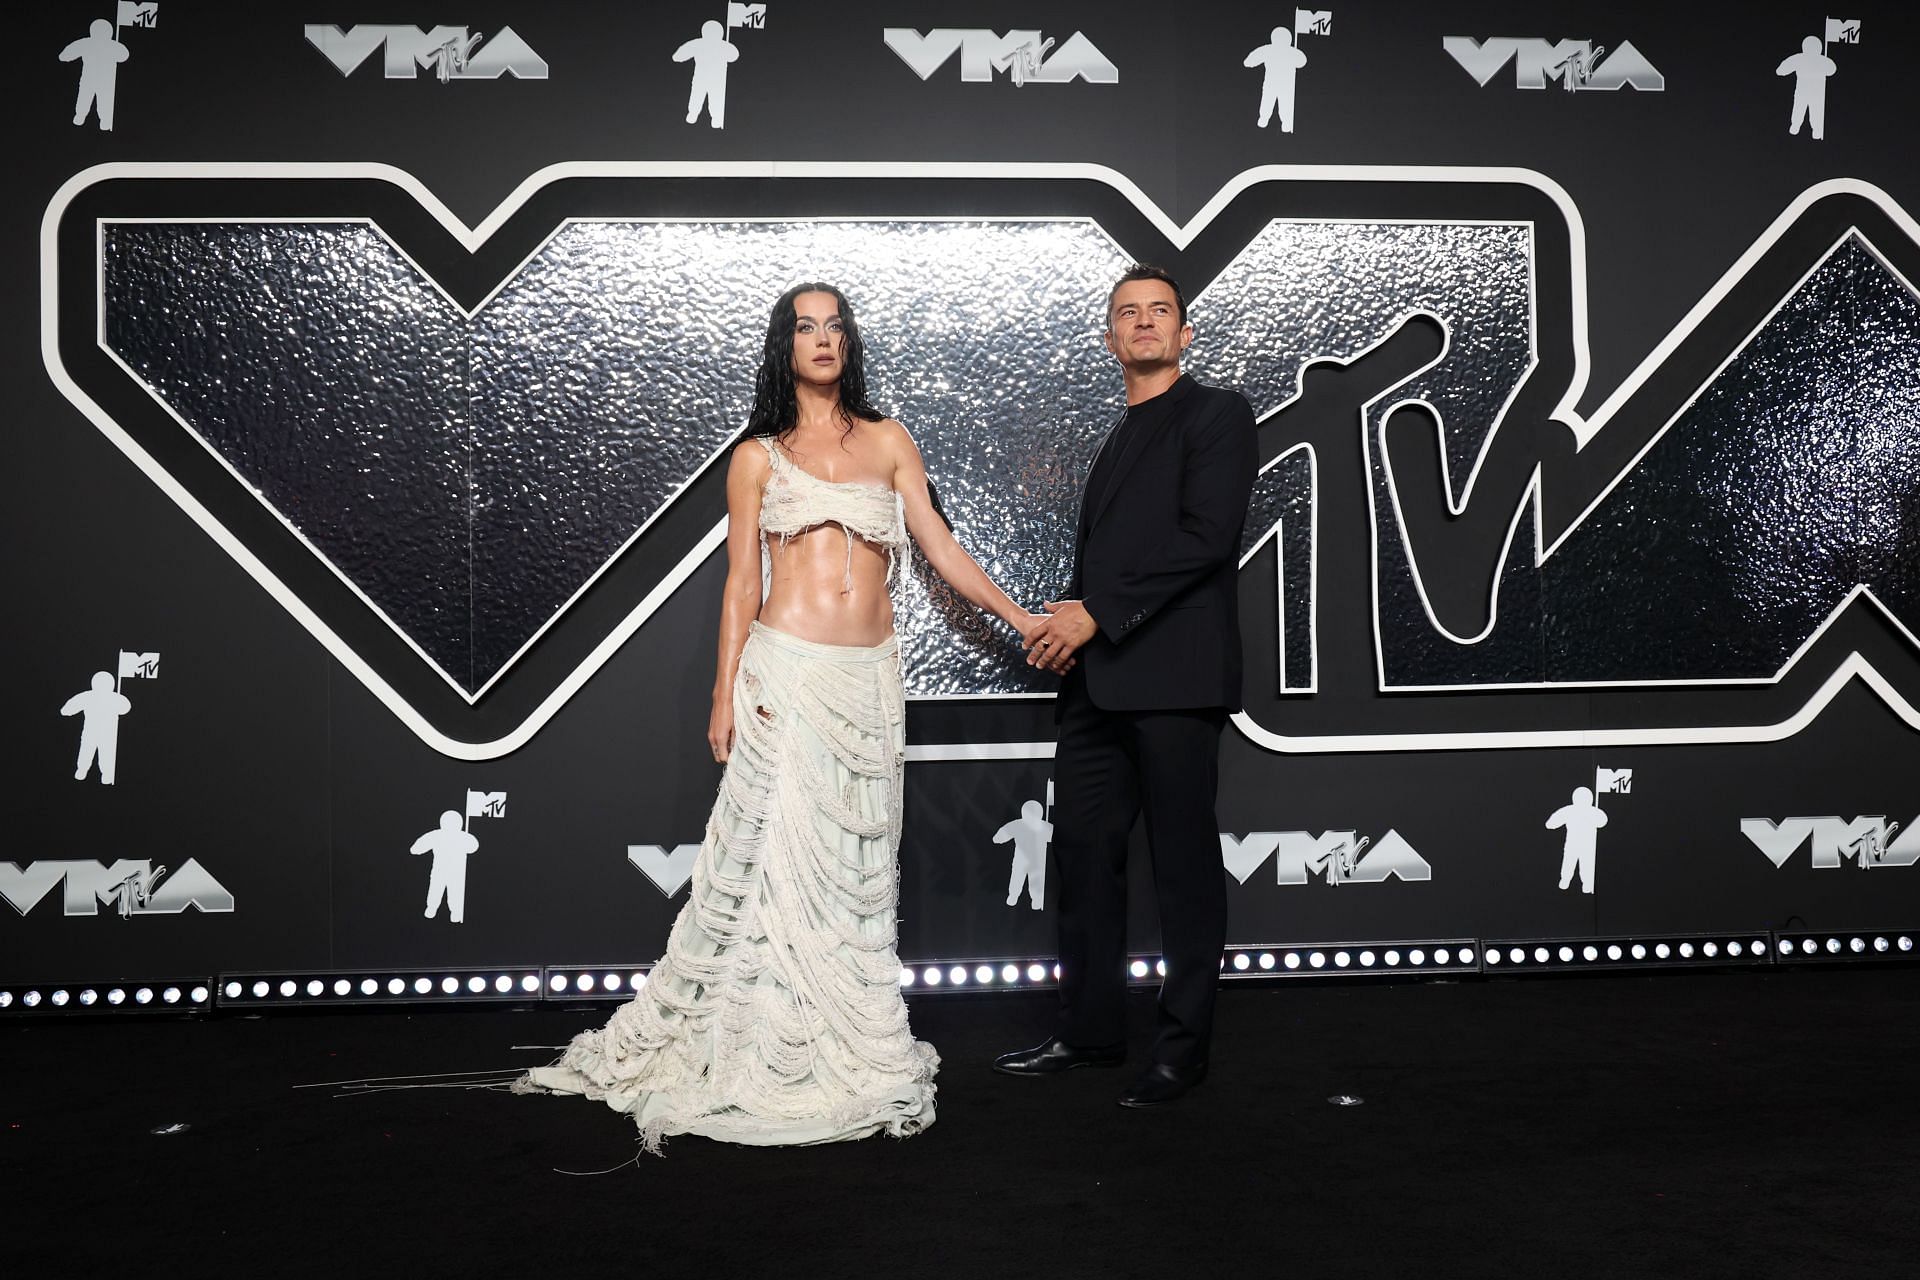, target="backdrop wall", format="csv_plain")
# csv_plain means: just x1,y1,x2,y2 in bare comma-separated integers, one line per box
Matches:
9,1,1920,985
